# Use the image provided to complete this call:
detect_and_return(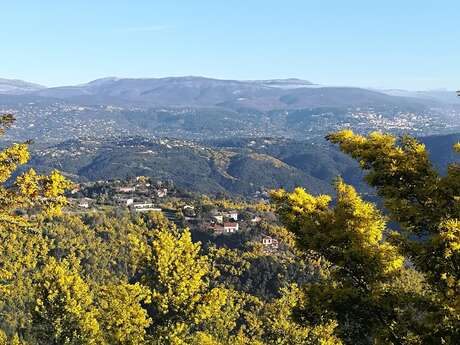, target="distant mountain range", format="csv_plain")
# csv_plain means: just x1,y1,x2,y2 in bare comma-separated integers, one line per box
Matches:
0,78,45,95
380,89,460,105
0,76,455,111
